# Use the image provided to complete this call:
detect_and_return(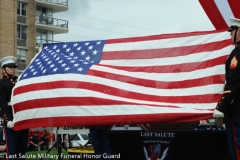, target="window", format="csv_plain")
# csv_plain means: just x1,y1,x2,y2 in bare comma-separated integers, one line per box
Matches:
17,49,27,70
36,6,52,18
17,25,27,40
17,2,27,16
36,29,53,46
